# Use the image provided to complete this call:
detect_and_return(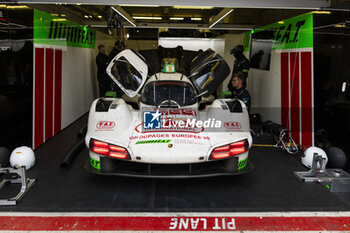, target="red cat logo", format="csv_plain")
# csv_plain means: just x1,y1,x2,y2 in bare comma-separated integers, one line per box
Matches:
224,122,242,129
96,121,115,129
